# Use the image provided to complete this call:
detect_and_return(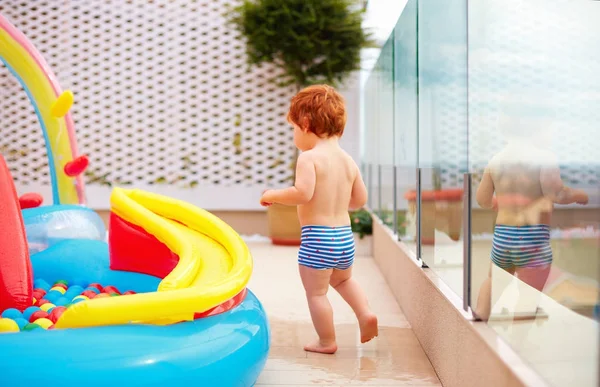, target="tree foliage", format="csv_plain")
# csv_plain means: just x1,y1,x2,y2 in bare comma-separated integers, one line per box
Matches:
229,0,373,88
